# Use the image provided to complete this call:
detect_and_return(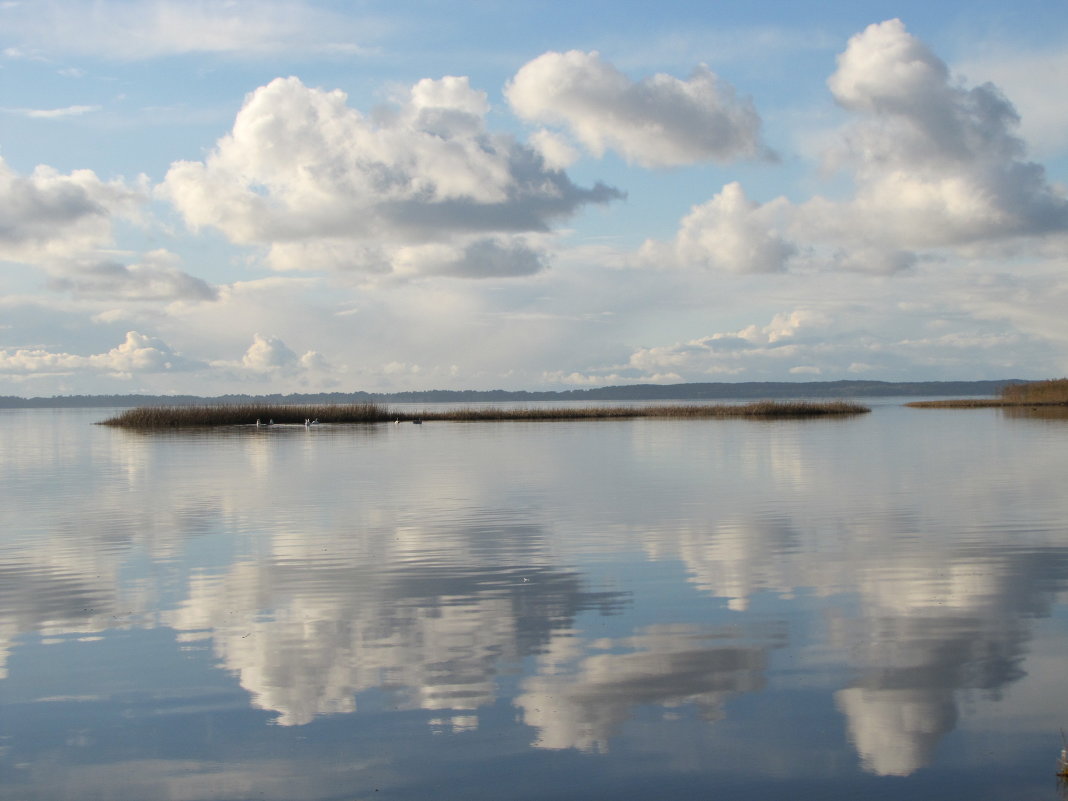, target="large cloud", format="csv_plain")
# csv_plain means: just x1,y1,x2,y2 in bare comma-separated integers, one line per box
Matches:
806,18,1068,249
506,50,773,167
163,76,621,277
644,19,1068,275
